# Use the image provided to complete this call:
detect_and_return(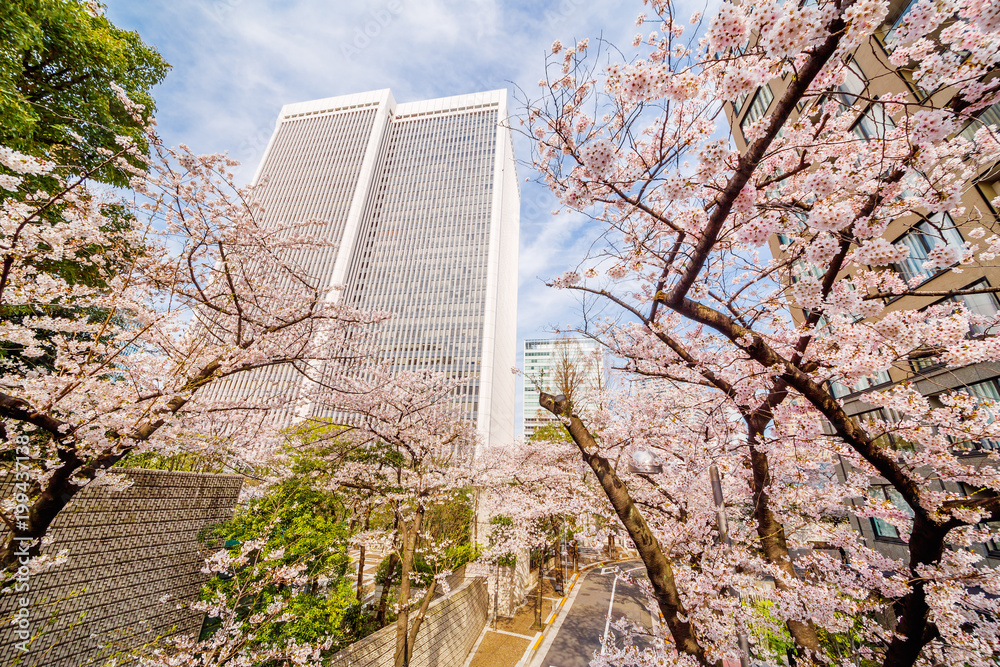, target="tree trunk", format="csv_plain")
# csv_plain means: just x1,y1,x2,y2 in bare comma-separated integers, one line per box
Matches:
746,424,822,660
394,505,425,667
535,545,545,629
356,544,366,601
540,392,711,667
673,294,955,666
881,517,948,667
375,552,399,627
355,509,371,602
553,539,564,593
405,578,438,658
